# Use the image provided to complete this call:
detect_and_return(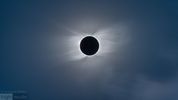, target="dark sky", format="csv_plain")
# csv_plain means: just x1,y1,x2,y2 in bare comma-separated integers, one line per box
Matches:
1,0,178,100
